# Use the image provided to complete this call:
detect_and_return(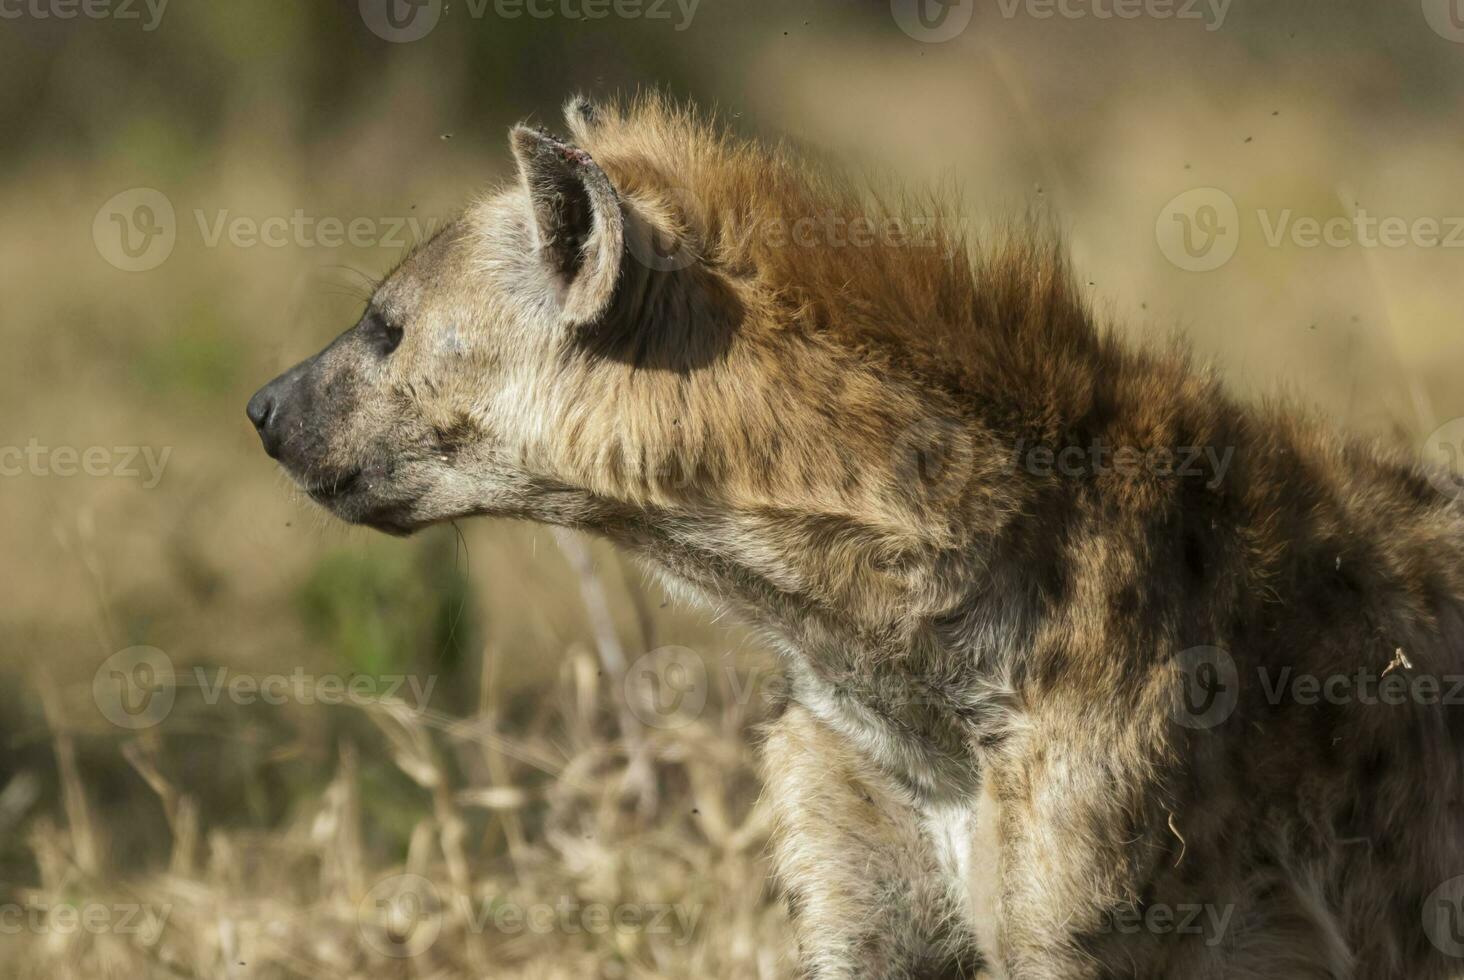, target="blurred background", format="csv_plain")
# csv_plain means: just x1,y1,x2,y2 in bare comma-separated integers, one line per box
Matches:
2,0,1463,976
